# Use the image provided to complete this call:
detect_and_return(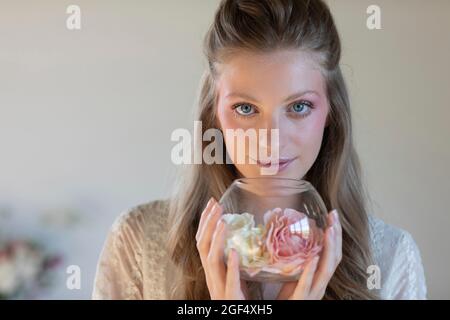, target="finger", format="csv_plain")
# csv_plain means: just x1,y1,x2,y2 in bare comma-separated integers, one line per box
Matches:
206,217,227,292
310,210,342,297
200,202,223,247
276,281,297,300
225,249,243,299
329,209,342,262
202,220,226,297
310,225,335,297
291,256,320,300
278,210,339,301
195,197,215,242
334,210,342,262
197,202,223,256
208,216,227,267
